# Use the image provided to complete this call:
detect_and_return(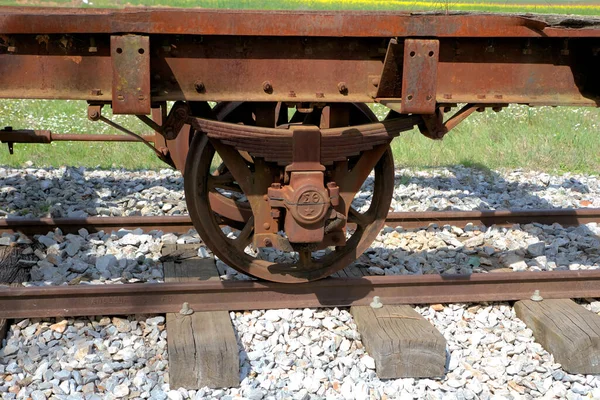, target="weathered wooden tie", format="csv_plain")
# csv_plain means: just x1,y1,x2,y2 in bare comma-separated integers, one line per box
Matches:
515,298,600,374
0,246,31,344
163,244,239,389
351,303,447,378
